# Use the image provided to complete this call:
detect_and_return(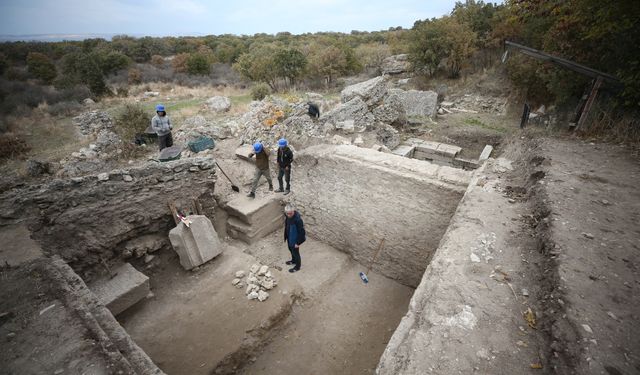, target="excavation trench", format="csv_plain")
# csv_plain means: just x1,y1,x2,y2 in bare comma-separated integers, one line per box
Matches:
114,145,471,374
